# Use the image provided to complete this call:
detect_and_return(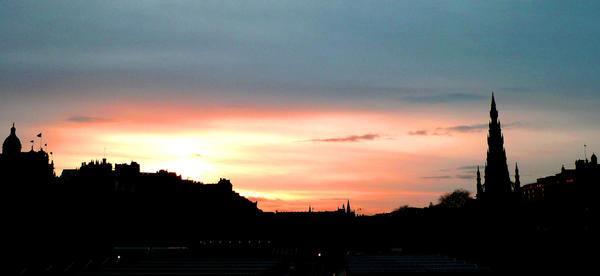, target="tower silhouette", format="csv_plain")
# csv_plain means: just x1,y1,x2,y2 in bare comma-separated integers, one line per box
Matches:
513,162,520,193
346,199,351,214
476,166,483,197
480,93,514,199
